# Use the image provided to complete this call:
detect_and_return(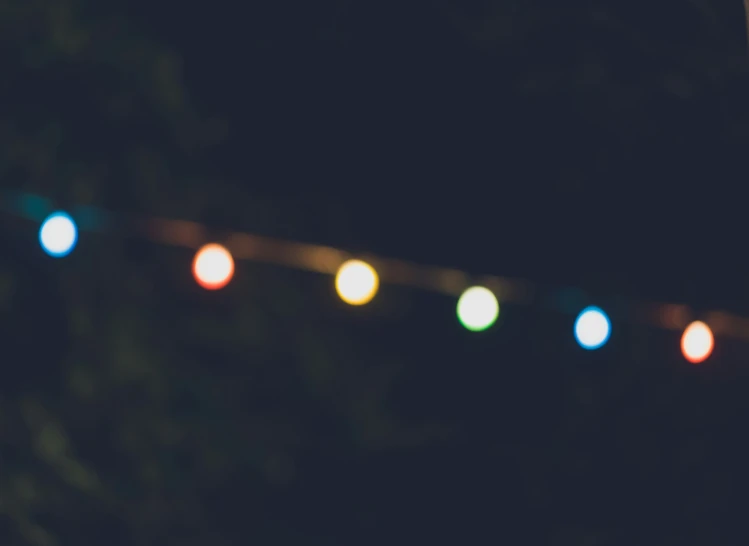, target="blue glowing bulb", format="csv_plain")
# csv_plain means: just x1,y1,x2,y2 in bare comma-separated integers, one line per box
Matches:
39,211,78,258
574,306,611,350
